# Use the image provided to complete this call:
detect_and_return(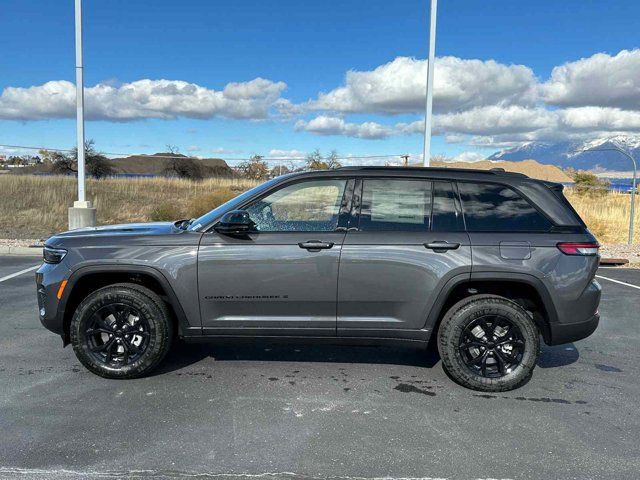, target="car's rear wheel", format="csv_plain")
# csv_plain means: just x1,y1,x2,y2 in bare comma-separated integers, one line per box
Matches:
70,283,173,379
437,294,539,392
